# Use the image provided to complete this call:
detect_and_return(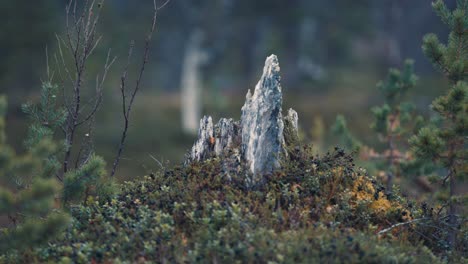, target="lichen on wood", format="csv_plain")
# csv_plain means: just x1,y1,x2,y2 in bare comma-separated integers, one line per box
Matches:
187,55,299,183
